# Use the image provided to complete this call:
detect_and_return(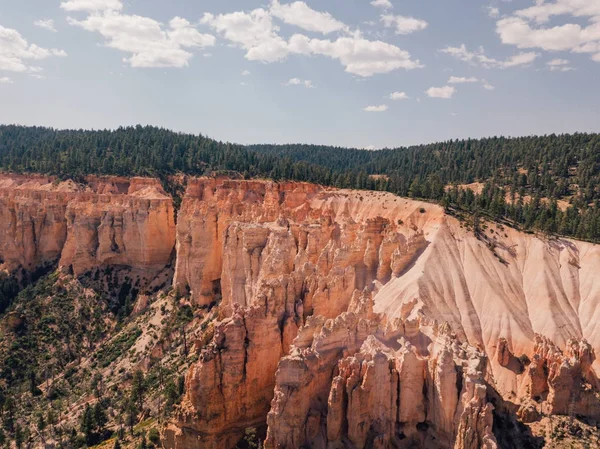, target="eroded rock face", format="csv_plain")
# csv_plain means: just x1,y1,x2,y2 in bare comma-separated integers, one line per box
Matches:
265,316,497,449
173,178,432,313
163,177,600,449
516,335,600,421
5,174,600,448
165,178,436,448
0,174,176,279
